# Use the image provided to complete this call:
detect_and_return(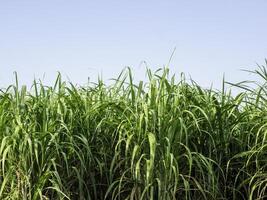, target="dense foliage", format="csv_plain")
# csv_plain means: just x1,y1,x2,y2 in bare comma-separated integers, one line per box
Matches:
1,64,267,199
